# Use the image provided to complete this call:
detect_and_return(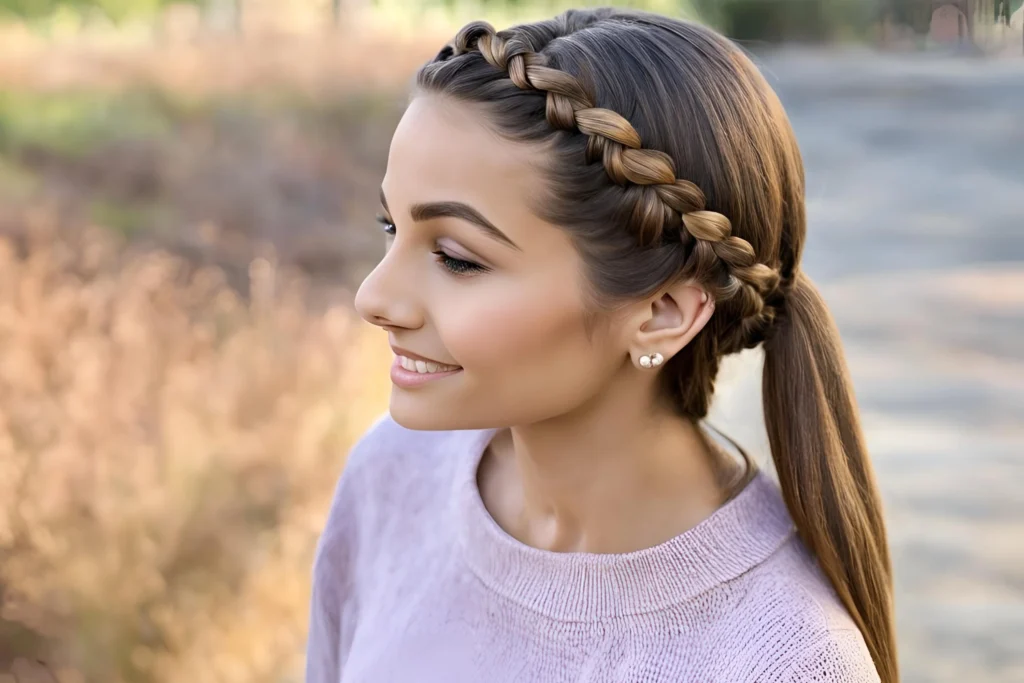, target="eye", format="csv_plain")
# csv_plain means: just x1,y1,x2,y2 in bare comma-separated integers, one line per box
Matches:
375,214,485,276
375,213,396,236
432,250,486,276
